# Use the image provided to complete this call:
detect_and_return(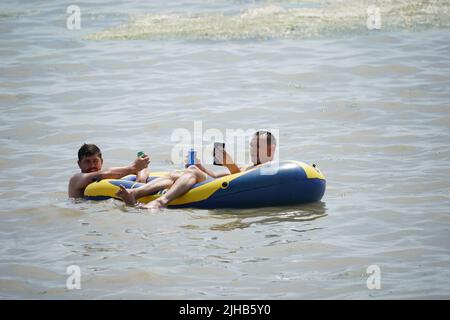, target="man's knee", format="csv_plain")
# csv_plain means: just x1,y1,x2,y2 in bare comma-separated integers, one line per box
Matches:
186,165,200,175
168,170,182,181
186,166,207,182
